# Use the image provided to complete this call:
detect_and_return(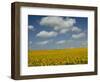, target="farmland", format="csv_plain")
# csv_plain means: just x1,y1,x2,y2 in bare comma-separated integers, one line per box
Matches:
28,48,88,66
